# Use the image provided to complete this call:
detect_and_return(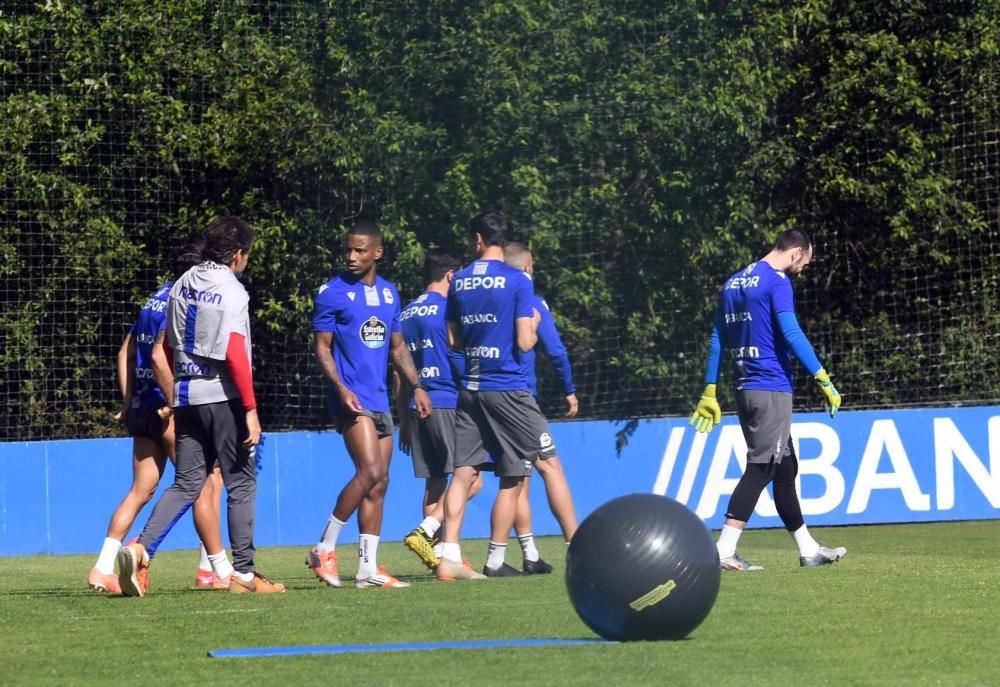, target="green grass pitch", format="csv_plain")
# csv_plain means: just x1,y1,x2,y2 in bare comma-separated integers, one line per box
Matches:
2,521,998,686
